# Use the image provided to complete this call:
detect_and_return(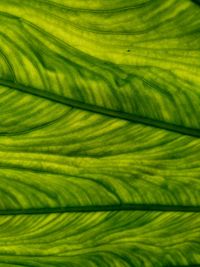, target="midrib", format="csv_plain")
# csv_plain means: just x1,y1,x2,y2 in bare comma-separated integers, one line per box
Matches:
1,204,200,216
1,79,200,138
